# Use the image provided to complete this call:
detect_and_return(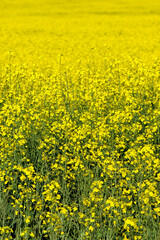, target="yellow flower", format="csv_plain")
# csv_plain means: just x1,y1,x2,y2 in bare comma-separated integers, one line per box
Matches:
25,216,31,224
20,175,26,182
30,232,35,237
124,217,138,230
154,207,160,216
60,207,68,215
78,212,84,219
123,234,130,240
15,211,19,215
89,226,94,232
